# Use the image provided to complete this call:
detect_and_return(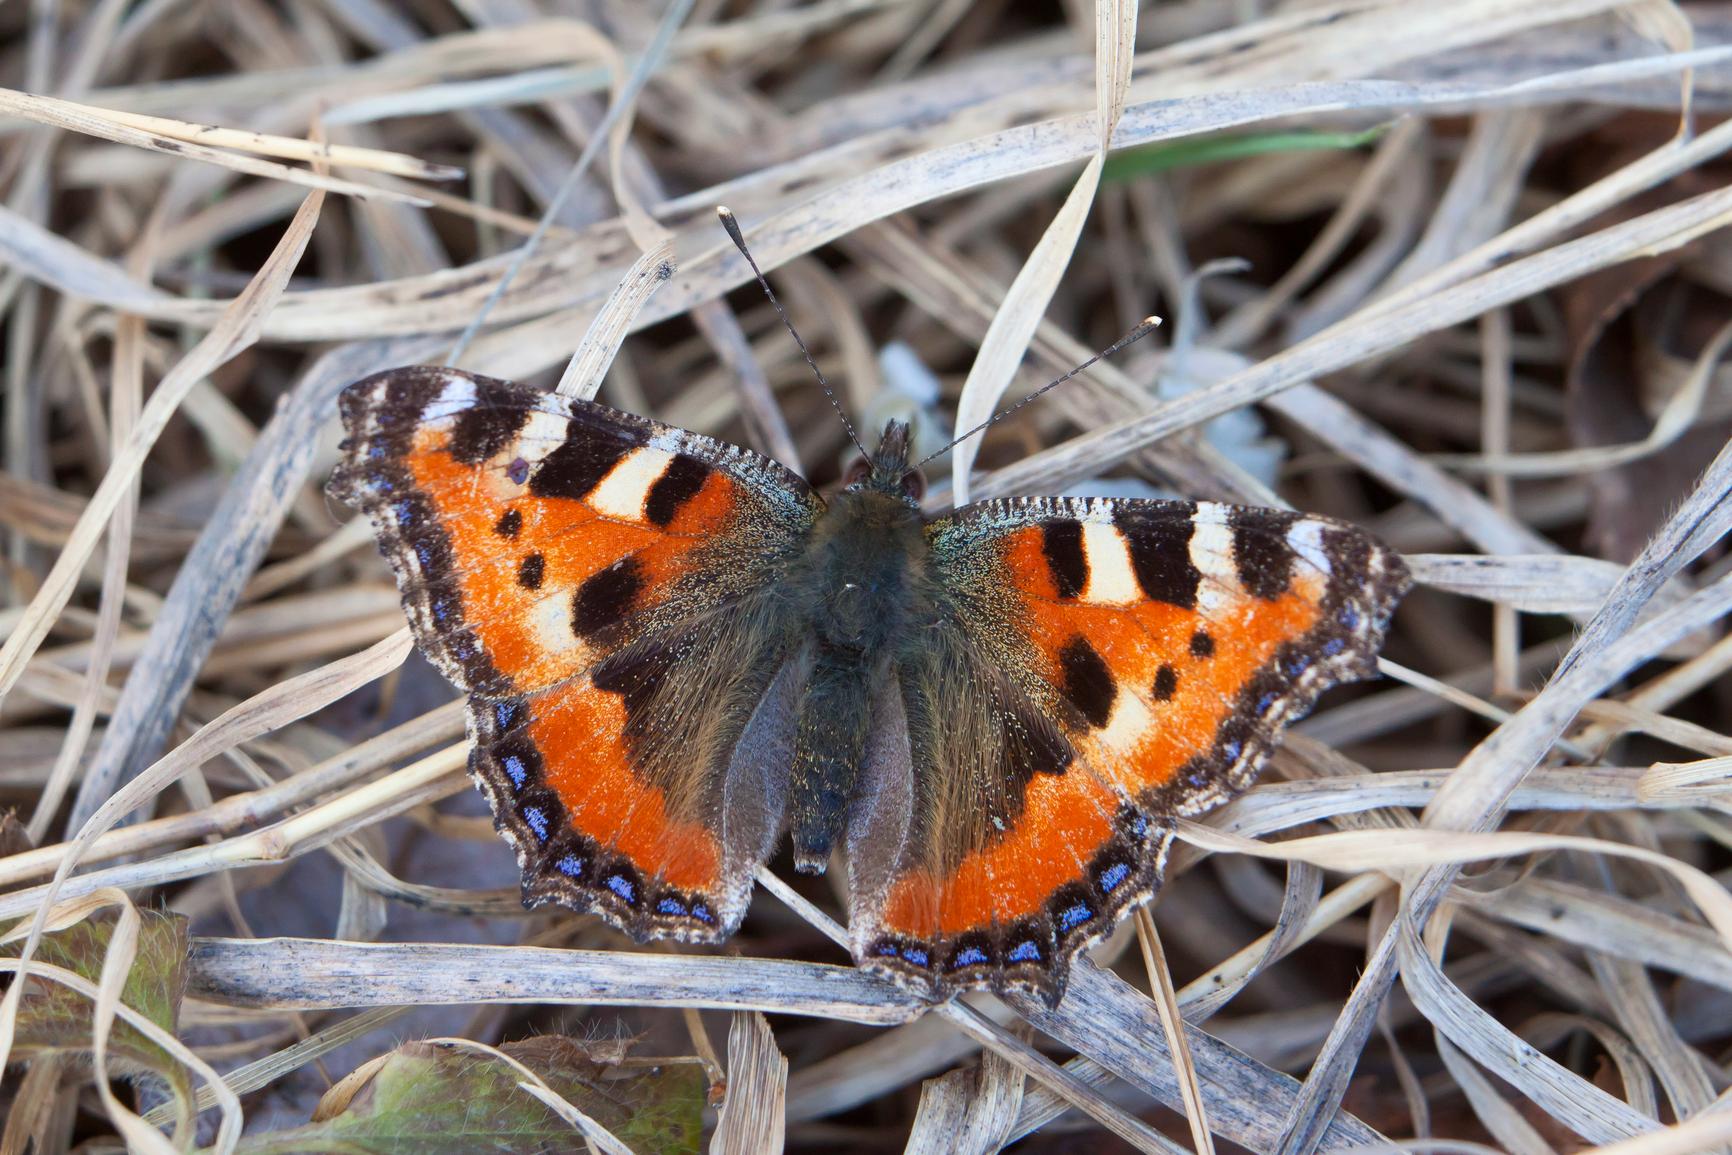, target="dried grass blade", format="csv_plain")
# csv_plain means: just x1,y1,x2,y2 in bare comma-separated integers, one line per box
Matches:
1575,1108,1732,1155
0,746,469,924
1135,909,1217,1155
1639,754,1732,803
0,956,243,1153
1484,879,1732,990
1425,447,1732,834
0,88,459,178
556,238,677,400
1010,962,1391,1150
1432,316,1732,478
710,1012,787,1154
0,200,176,310
936,1000,1178,1155
72,629,412,856
186,938,923,1026
1173,823,1732,951
1432,1033,1558,1155
0,629,413,1085
30,226,153,844
754,868,1172,1150
1274,561,1732,1153
1177,873,1386,1018
143,1007,411,1124
905,1044,1026,1155
67,334,445,857
1585,956,1714,1118
14,57,1717,344
88,900,180,1155
0,88,431,202
444,0,691,367
1264,381,1559,558
1397,917,1657,1143
948,152,1104,503
1095,0,1138,148
1403,554,1684,616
